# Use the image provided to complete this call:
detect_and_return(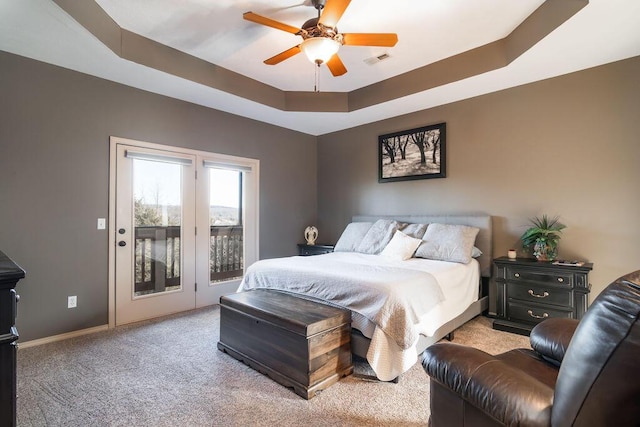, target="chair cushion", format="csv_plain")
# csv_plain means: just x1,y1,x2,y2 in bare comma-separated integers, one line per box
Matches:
423,343,554,426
